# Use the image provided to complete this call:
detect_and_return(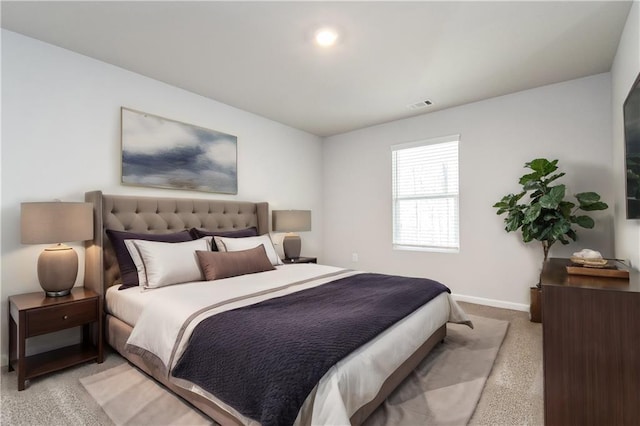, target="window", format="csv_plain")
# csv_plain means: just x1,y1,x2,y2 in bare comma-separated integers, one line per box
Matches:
392,135,459,252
